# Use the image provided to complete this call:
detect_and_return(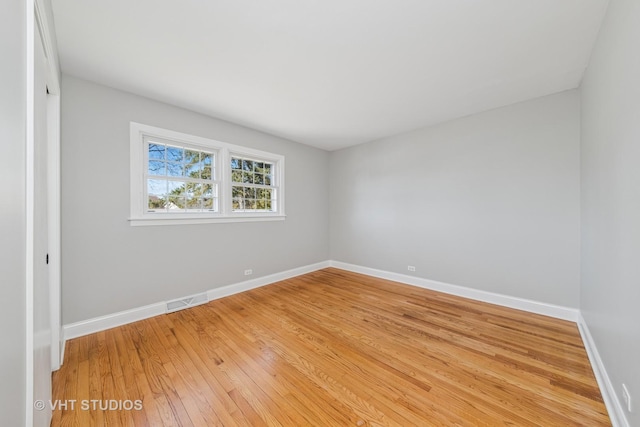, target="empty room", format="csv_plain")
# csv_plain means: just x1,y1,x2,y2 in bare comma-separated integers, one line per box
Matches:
2,0,639,426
